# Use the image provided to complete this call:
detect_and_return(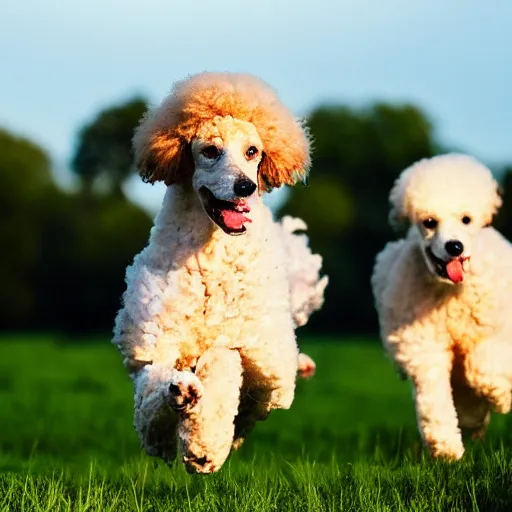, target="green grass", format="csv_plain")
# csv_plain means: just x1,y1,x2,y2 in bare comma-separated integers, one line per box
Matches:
1,335,512,511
